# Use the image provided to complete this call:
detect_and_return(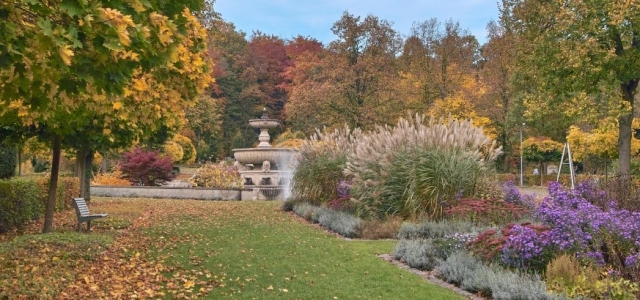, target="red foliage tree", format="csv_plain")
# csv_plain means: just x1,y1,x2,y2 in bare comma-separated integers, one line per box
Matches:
119,148,175,186
236,32,291,120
